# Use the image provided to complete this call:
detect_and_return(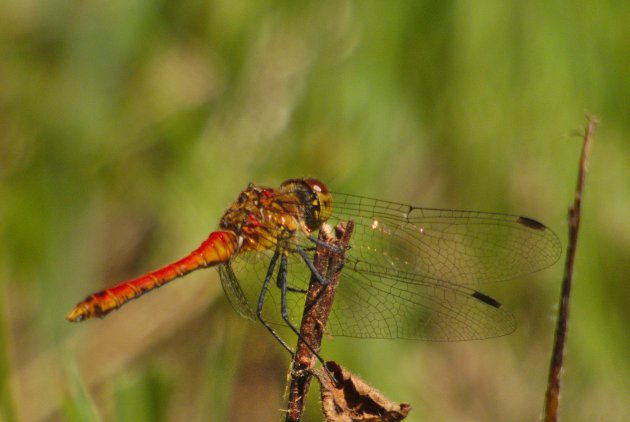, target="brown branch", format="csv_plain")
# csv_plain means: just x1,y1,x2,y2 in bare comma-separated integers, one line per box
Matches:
285,221,354,422
543,115,598,422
